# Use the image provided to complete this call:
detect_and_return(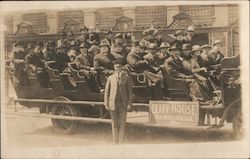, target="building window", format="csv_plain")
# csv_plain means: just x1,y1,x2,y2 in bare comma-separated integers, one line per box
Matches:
135,6,167,28
58,10,84,31
96,8,122,30
180,5,215,26
228,4,239,25
4,15,13,35
22,12,48,33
